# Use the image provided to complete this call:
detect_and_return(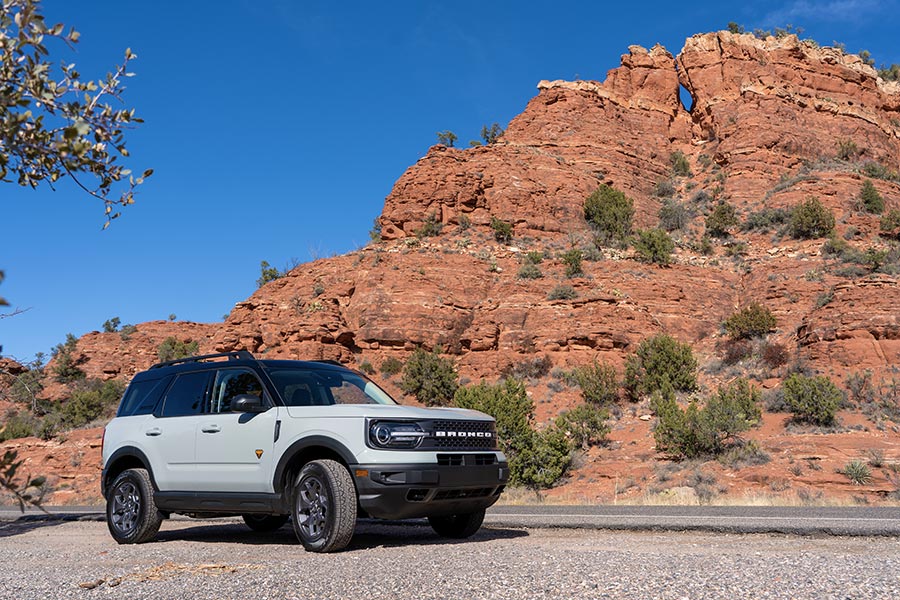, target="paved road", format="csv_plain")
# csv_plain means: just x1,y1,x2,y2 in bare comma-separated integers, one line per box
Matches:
486,505,900,536
3,504,899,536
1,518,899,599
